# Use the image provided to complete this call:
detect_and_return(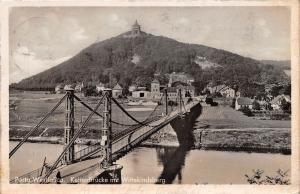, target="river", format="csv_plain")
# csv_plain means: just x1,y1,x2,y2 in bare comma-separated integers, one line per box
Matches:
9,142,290,184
